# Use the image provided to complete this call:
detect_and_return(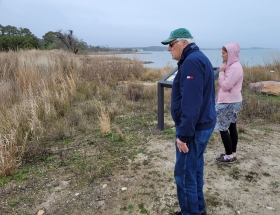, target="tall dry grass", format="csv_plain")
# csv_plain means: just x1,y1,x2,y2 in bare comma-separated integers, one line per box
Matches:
0,50,163,176
0,130,27,176
1,49,279,176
